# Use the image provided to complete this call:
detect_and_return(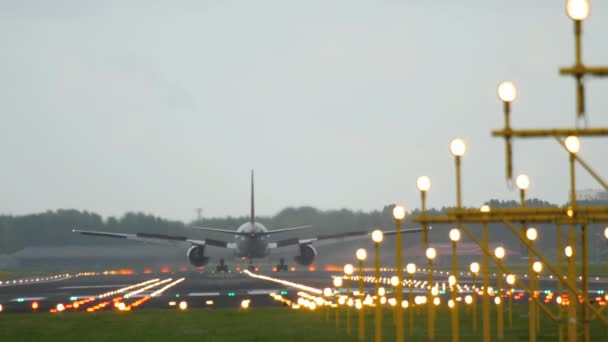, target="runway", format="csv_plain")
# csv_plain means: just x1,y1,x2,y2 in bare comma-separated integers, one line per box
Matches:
1,268,607,314
0,270,334,313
